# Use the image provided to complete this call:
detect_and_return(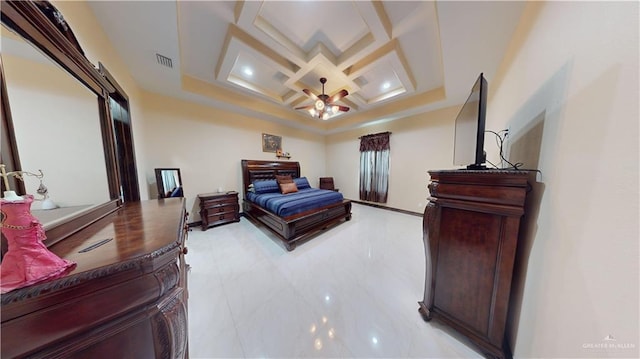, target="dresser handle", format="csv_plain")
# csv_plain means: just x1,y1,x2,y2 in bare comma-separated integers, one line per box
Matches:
182,247,188,255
